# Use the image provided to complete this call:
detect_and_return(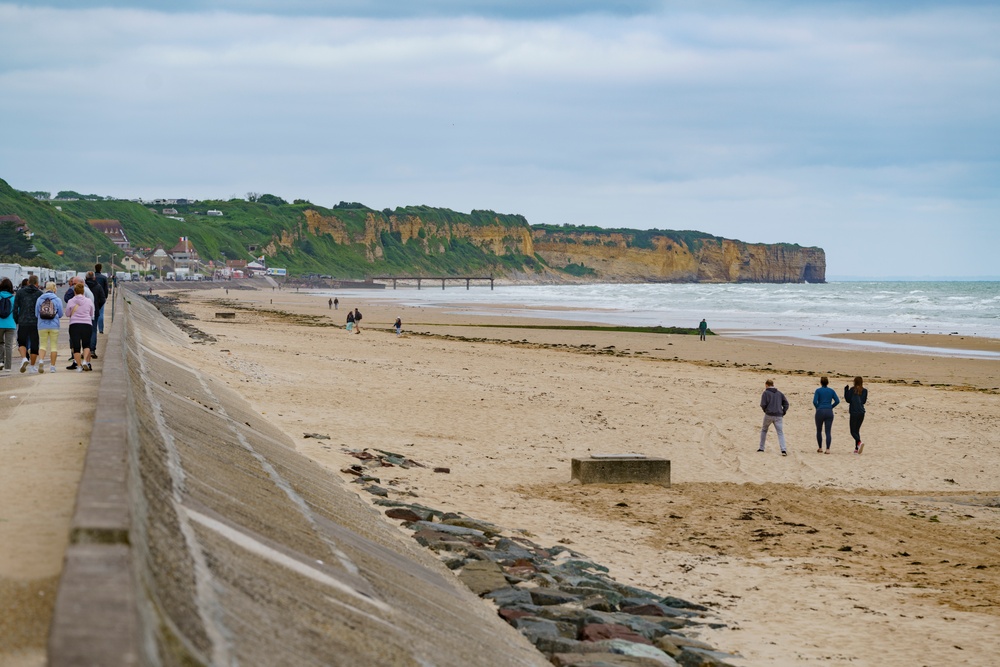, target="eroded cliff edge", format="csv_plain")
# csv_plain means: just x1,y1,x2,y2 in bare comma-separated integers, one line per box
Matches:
531,228,826,283
292,209,826,283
